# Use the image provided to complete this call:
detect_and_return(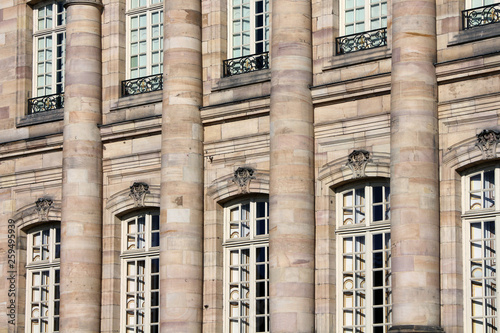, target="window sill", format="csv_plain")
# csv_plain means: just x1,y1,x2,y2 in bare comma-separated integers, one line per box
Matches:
212,69,271,92
324,46,391,71
448,23,500,46
110,90,163,112
17,108,64,128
